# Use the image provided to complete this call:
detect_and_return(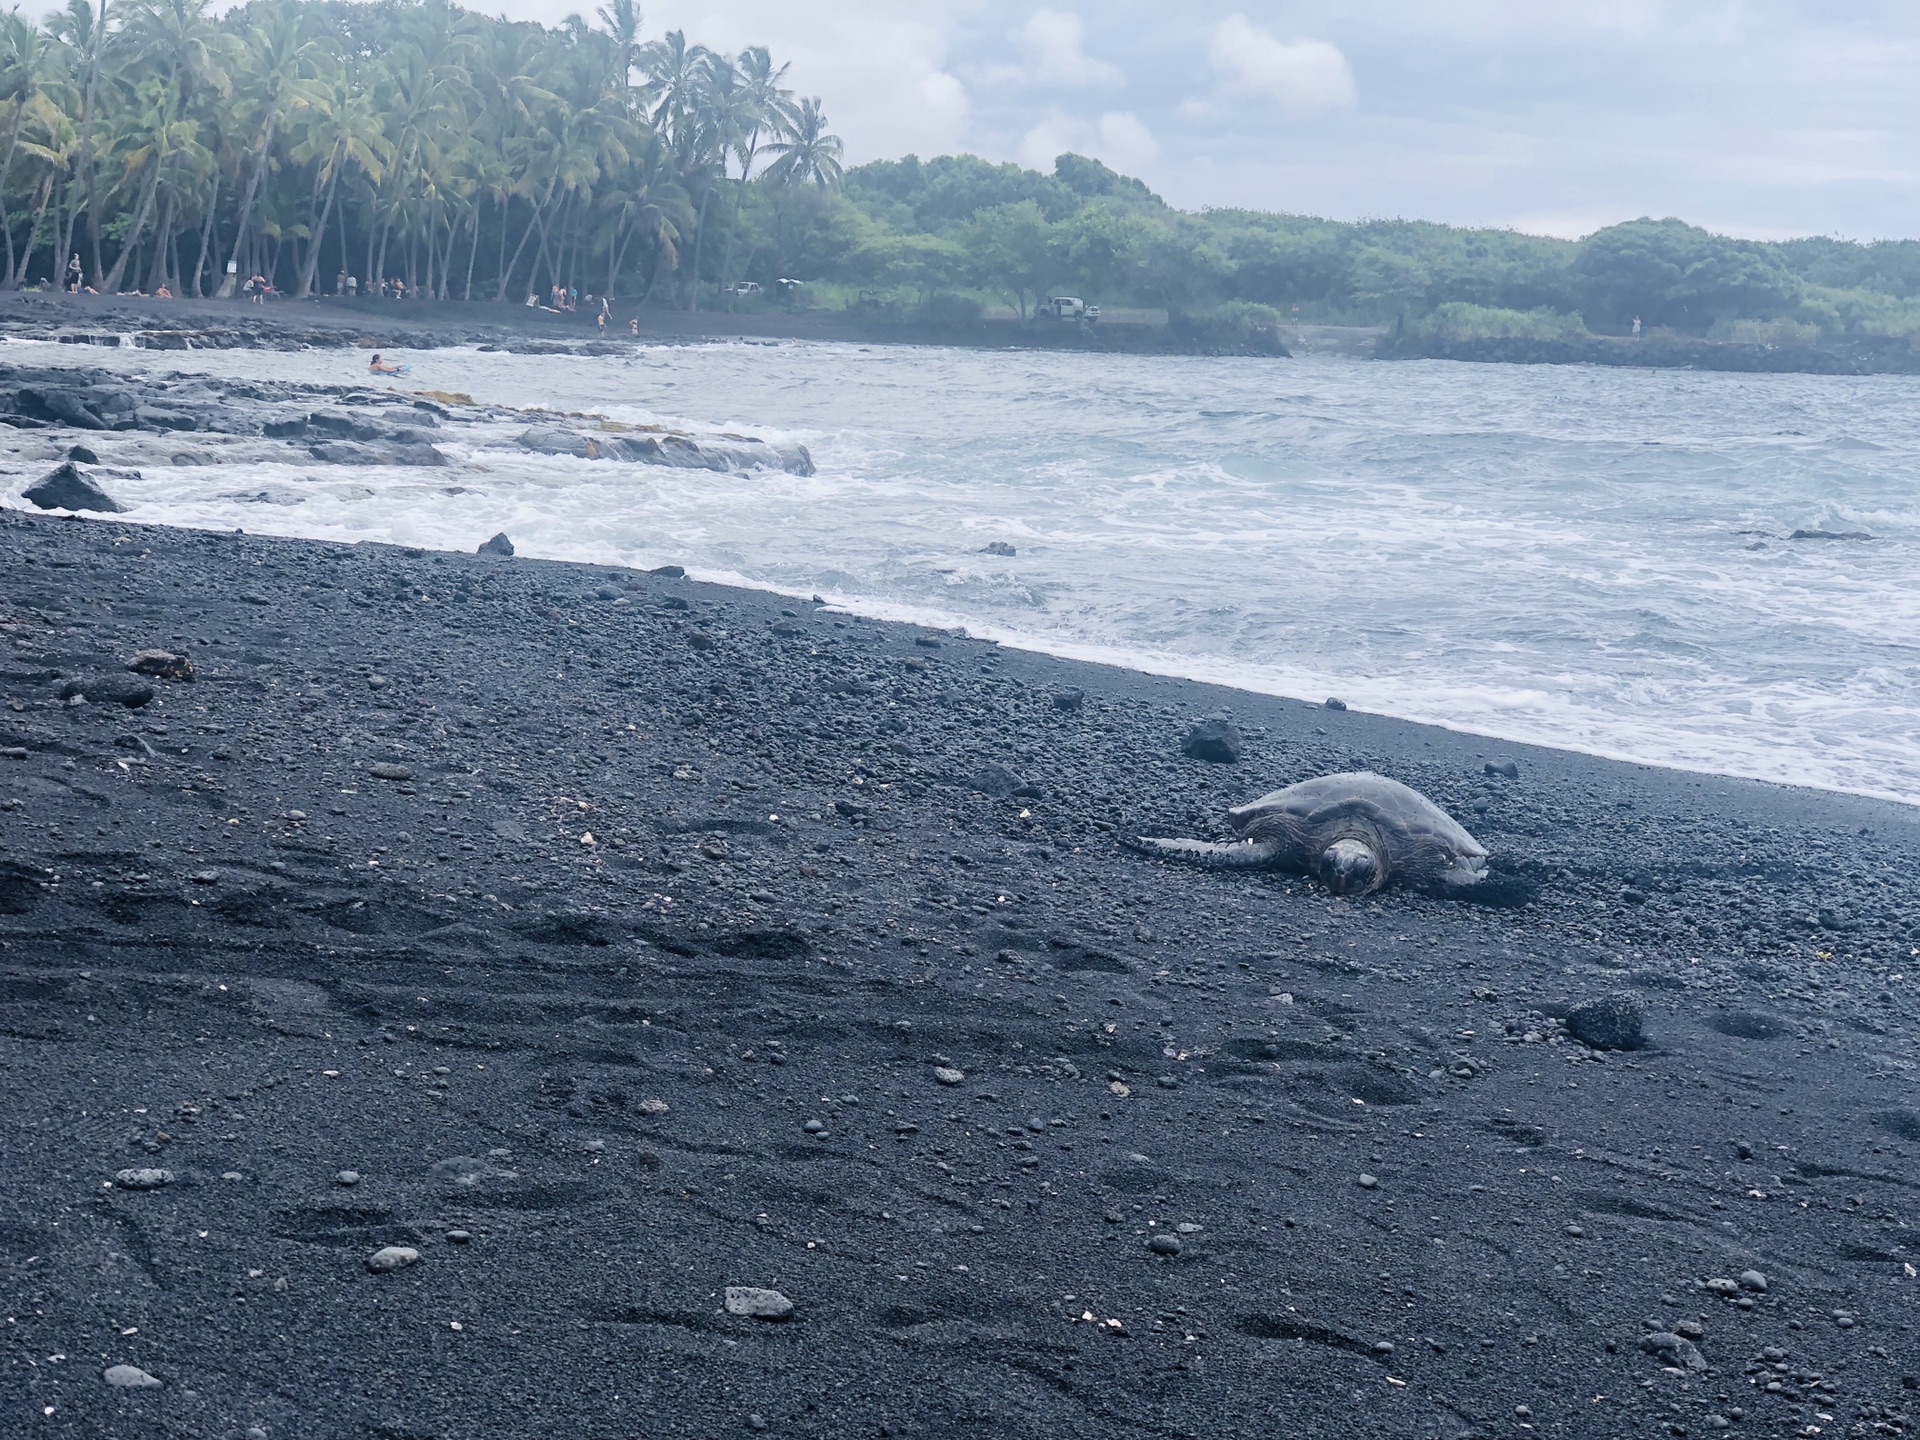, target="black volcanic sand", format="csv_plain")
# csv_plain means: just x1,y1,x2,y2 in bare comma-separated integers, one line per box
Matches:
2,511,1919,1440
